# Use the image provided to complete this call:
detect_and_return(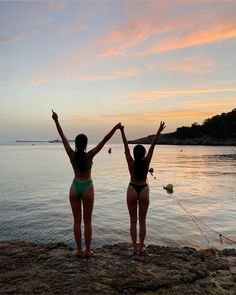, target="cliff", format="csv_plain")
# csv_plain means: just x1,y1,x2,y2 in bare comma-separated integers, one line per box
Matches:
129,109,236,146
0,241,235,294
128,133,236,145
